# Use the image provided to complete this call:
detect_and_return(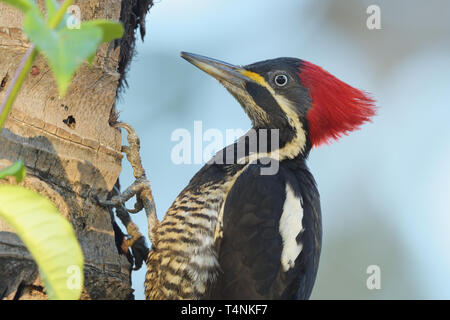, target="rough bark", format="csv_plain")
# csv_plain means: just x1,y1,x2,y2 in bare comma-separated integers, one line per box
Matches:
0,0,152,300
